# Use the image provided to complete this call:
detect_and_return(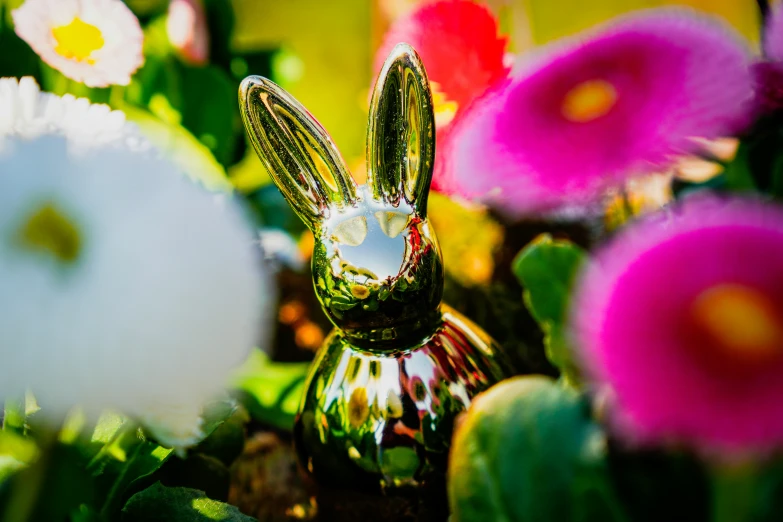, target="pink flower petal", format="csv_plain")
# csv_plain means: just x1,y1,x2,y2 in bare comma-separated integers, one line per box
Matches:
442,9,755,218
167,0,210,66
573,195,783,453
765,4,783,62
